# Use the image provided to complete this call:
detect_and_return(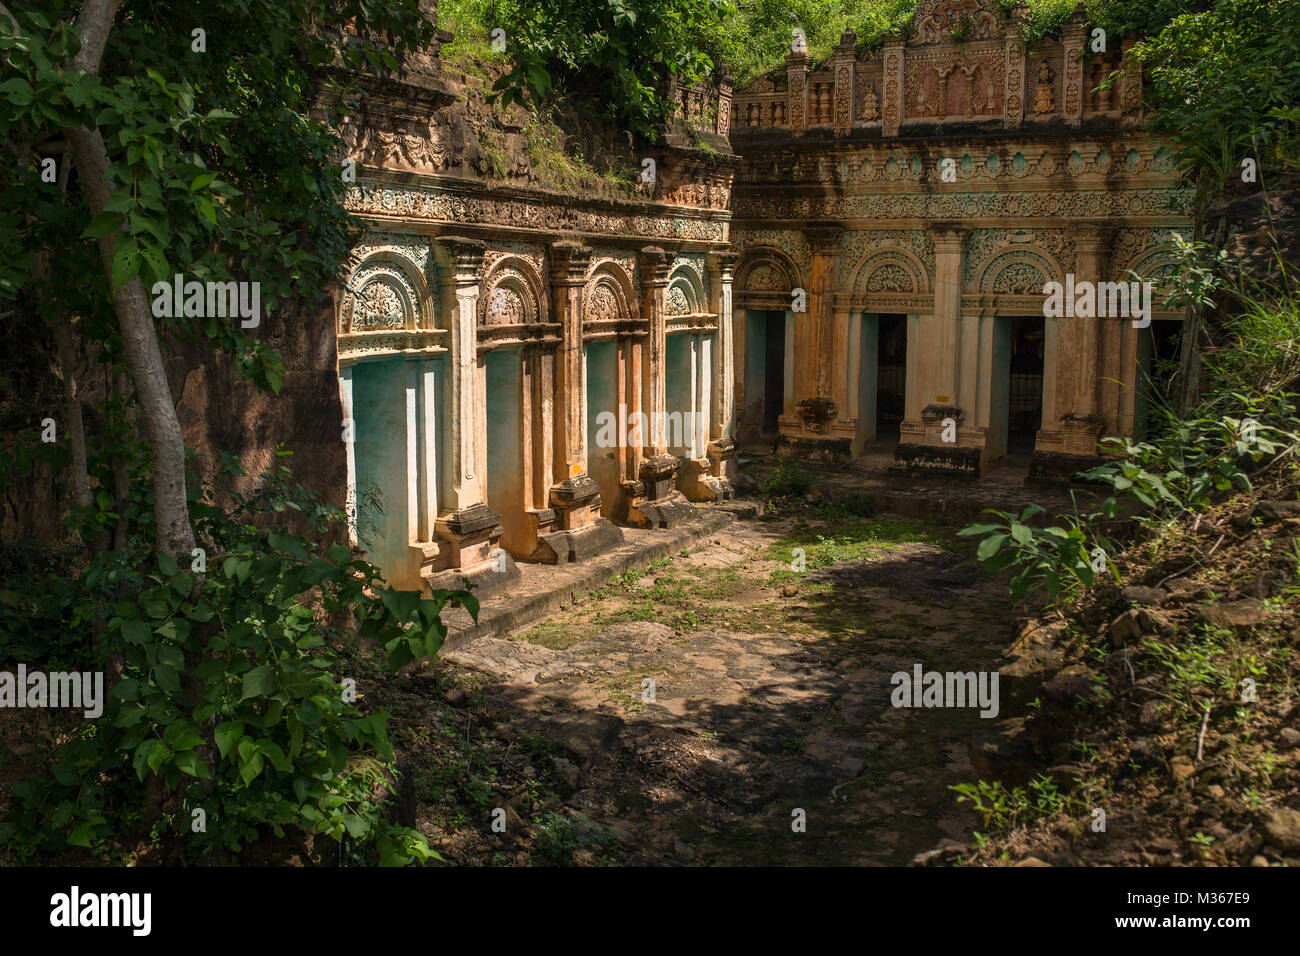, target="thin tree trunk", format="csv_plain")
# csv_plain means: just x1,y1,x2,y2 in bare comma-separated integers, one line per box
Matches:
62,0,195,560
